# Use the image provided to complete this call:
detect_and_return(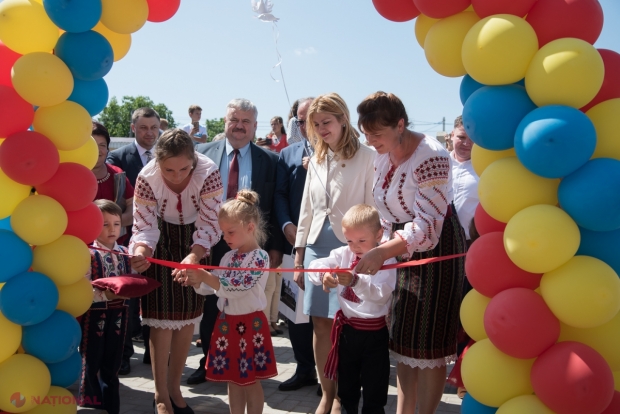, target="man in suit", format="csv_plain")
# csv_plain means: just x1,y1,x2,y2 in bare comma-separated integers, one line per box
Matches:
188,98,285,384
106,107,161,375
273,97,319,391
